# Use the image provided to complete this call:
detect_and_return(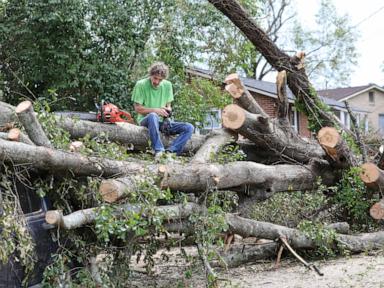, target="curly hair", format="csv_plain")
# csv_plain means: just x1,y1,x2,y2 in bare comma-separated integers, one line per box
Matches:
148,62,169,79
